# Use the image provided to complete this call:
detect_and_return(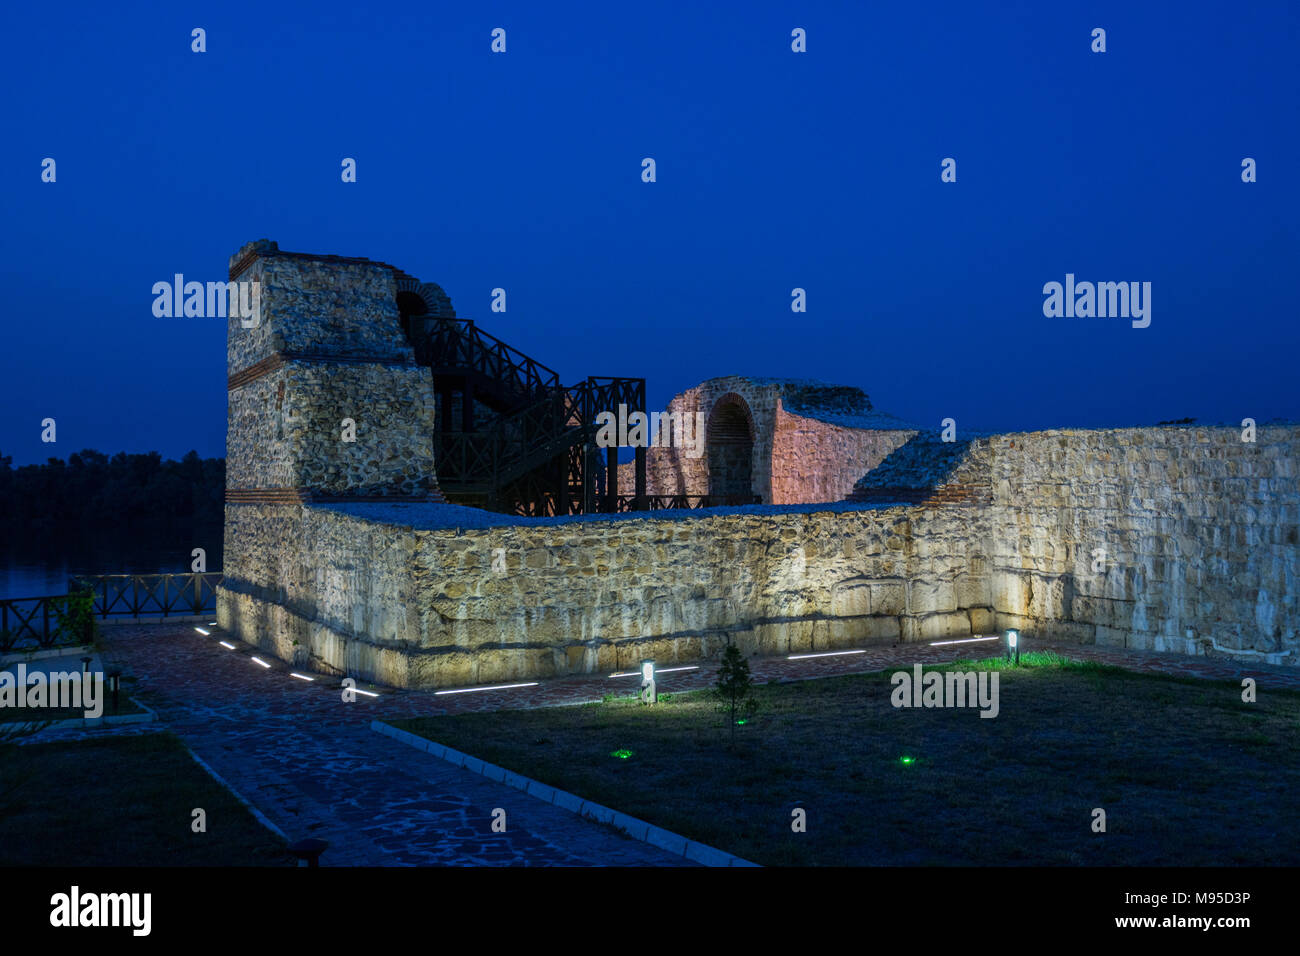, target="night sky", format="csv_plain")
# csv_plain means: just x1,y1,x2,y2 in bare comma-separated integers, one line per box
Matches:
3,0,1297,465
